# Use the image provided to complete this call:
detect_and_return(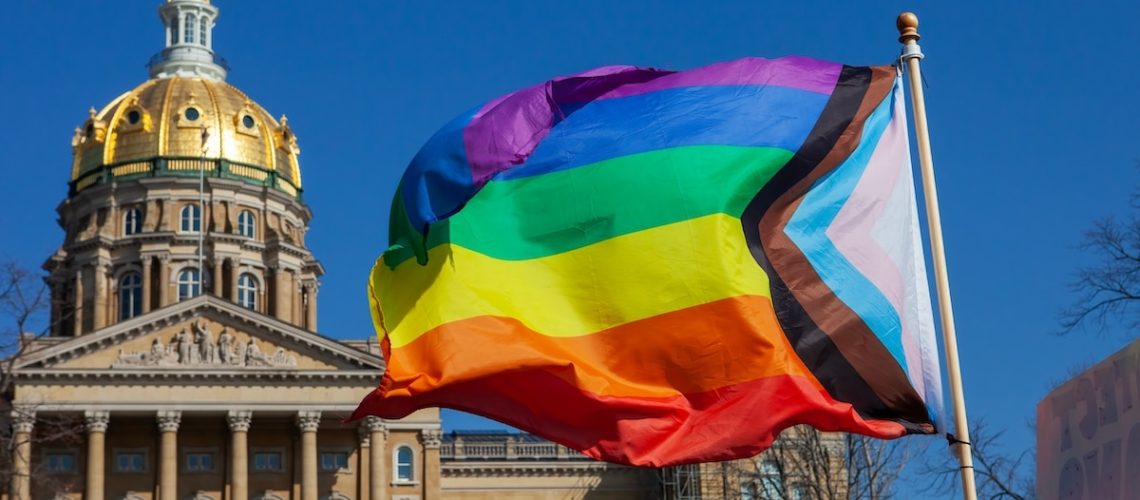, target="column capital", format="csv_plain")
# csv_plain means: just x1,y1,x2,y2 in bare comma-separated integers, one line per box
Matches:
296,411,321,432
364,416,387,434
11,408,35,434
157,410,181,432
357,426,371,447
227,410,252,432
420,429,443,449
84,411,110,433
